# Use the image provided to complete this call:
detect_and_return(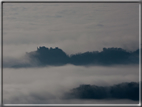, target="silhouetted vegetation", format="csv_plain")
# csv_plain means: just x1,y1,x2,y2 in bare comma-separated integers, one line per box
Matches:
64,82,139,101
25,46,139,67
5,46,139,68
28,46,69,66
